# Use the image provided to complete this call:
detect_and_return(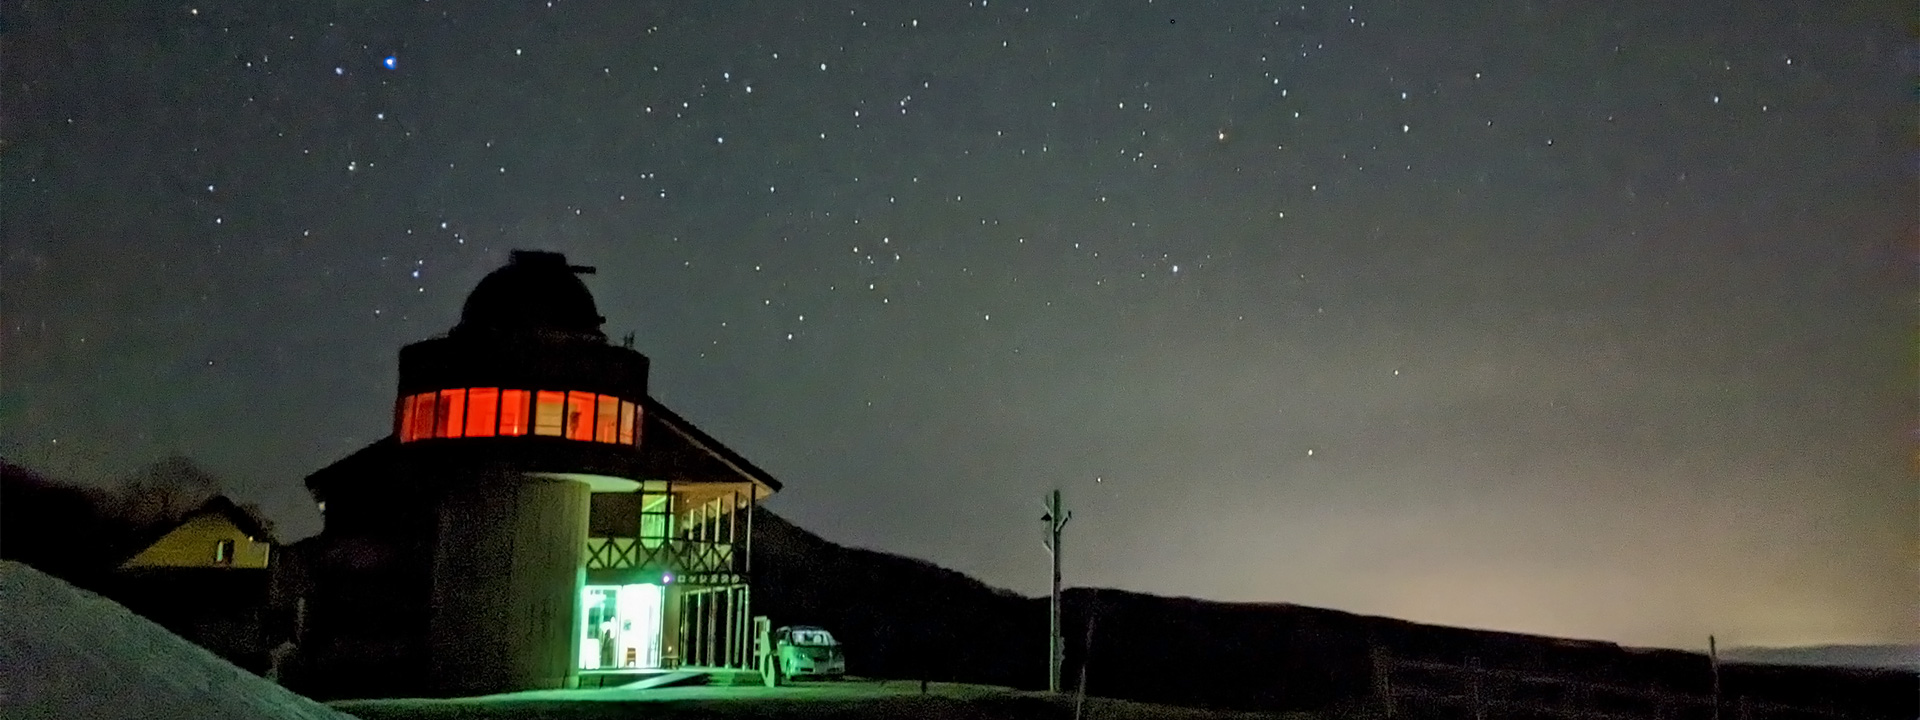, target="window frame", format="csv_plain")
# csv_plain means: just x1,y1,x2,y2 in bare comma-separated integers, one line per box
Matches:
594,394,620,443
397,396,415,441
464,388,500,438
533,390,567,436
436,388,468,439
500,389,532,436
409,393,437,442
618,400,637,445
398,388,644,447
565,391,597,441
